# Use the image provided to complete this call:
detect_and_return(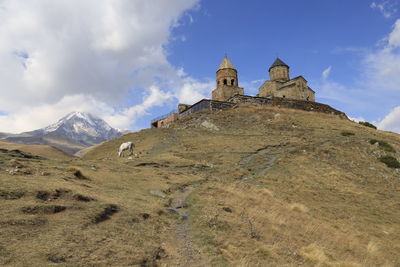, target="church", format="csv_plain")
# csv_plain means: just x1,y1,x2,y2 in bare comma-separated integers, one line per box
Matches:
212,56,315,102
151,56,345,128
